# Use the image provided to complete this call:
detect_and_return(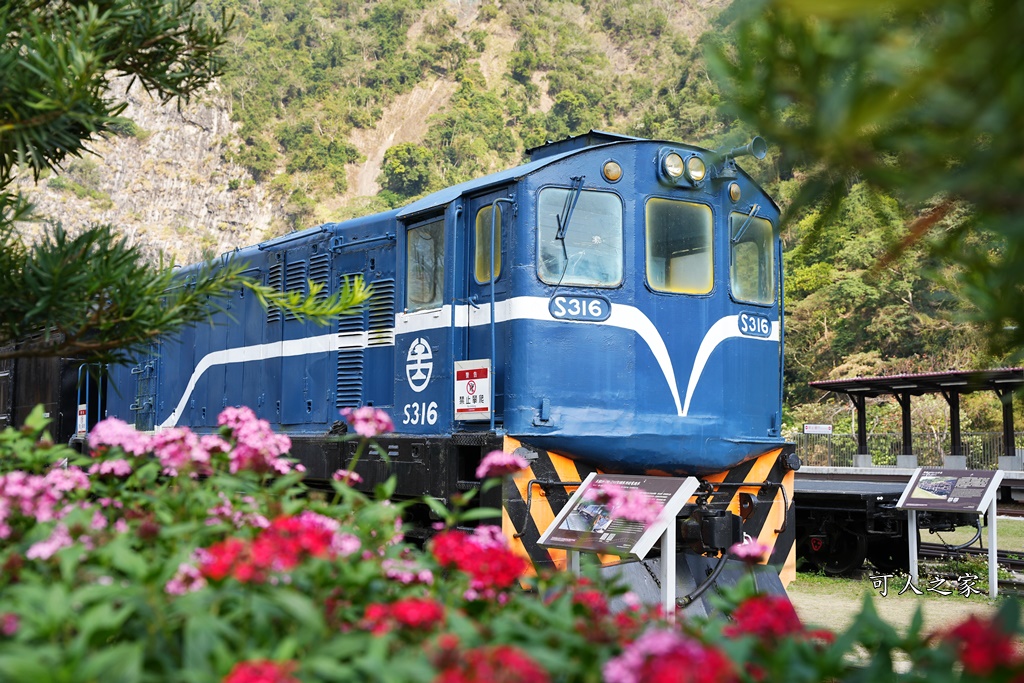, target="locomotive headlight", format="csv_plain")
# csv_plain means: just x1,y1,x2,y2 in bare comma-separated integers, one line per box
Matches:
663,153,684,179
685,156,707,183
729,182,741,202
